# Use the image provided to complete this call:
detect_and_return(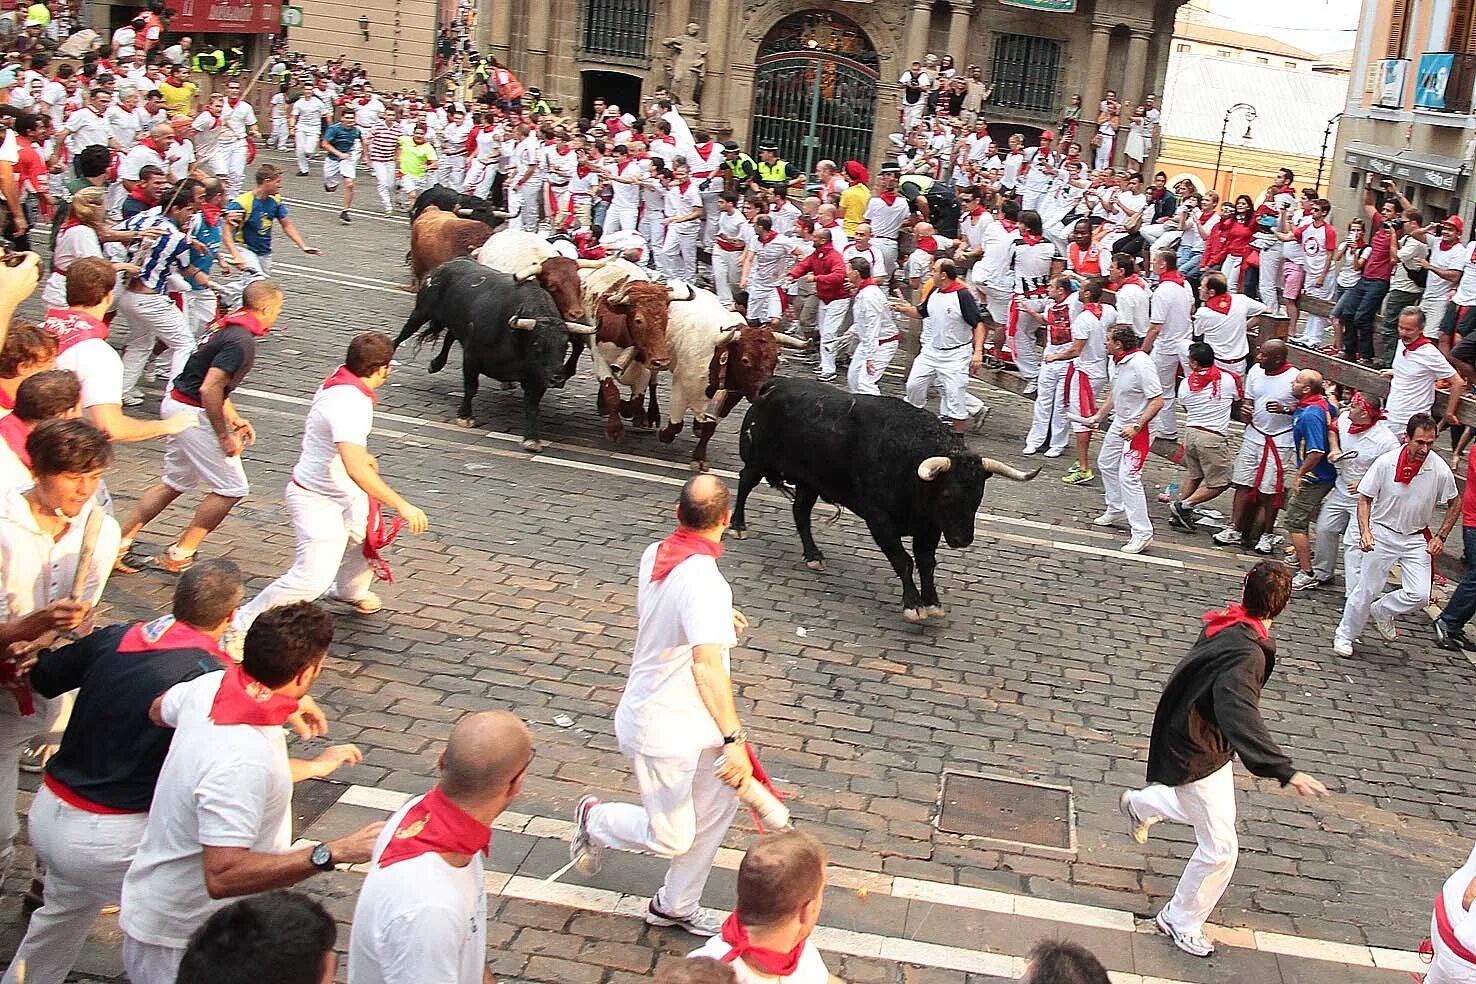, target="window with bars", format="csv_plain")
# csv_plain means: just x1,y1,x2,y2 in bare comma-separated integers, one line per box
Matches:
989,34,1061,113
581,0,653,62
